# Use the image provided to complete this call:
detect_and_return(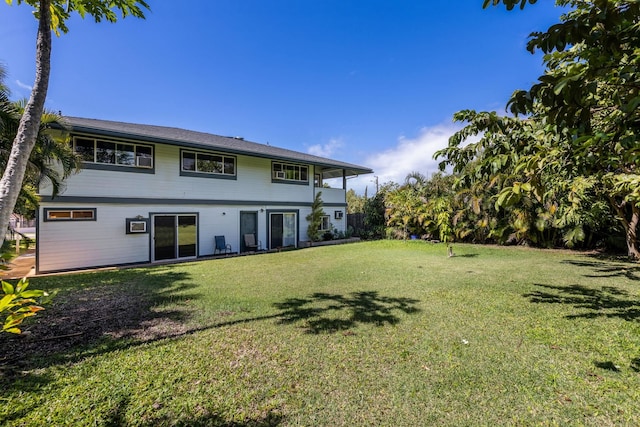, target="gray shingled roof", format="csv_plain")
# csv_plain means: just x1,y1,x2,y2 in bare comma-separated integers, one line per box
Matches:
64,117,373,179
